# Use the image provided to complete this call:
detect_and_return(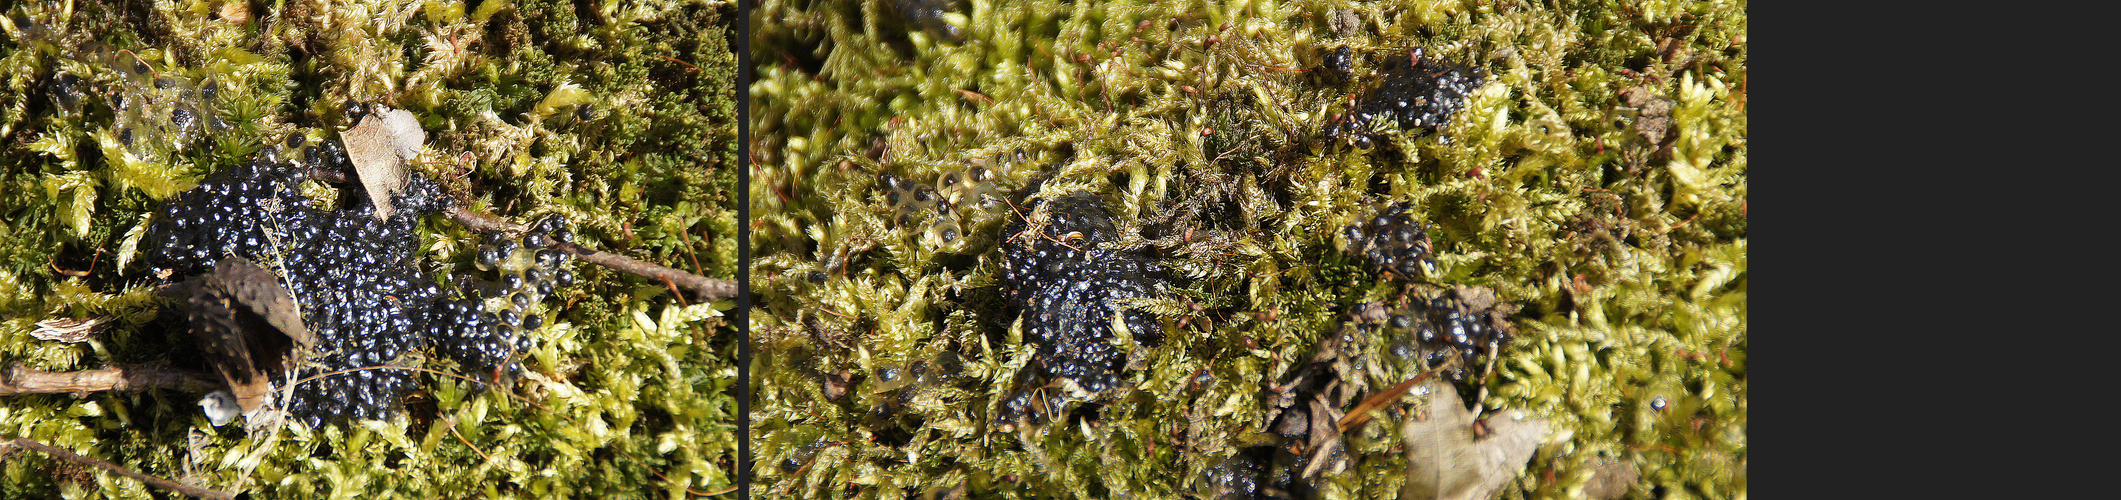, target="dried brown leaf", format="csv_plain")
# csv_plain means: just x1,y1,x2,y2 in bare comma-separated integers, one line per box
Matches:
188,257,311,413
342,106,425,220
1299,397,1349,480
1402,383,1551,500
1583,457,1639,500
